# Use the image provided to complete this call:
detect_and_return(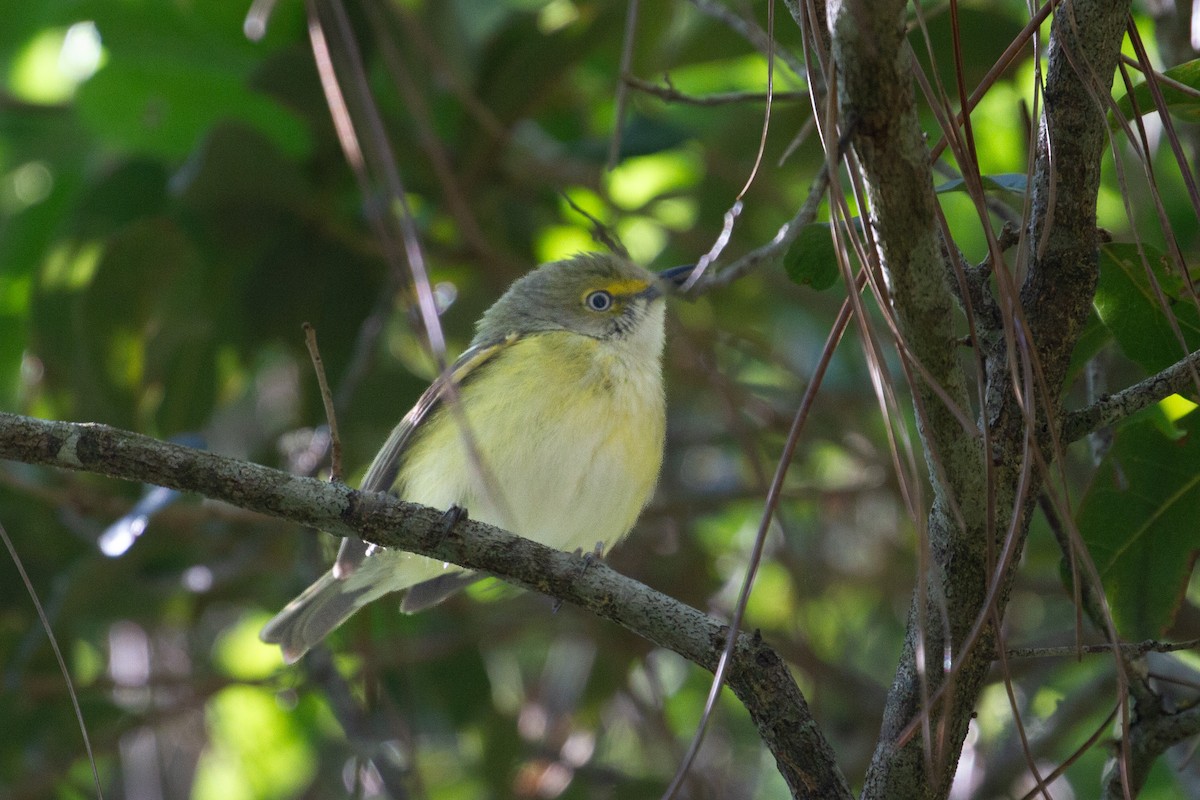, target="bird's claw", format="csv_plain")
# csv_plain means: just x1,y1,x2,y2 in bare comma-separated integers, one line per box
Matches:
552,542,606,613
439,505,468,539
